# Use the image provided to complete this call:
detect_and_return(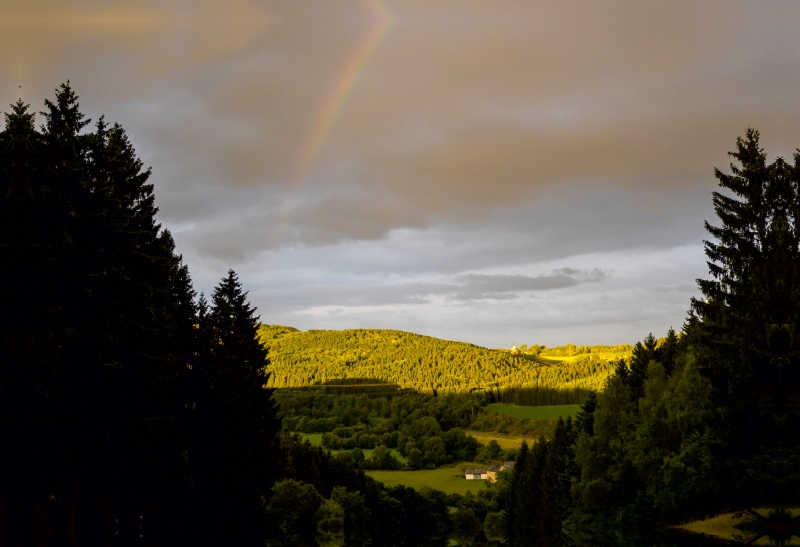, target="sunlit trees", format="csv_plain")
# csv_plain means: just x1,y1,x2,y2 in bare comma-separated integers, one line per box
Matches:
259,325,625,395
